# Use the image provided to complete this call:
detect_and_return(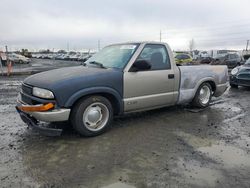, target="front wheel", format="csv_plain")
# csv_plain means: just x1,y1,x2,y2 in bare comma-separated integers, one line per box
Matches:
70,96,113,137
192,83,212,108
